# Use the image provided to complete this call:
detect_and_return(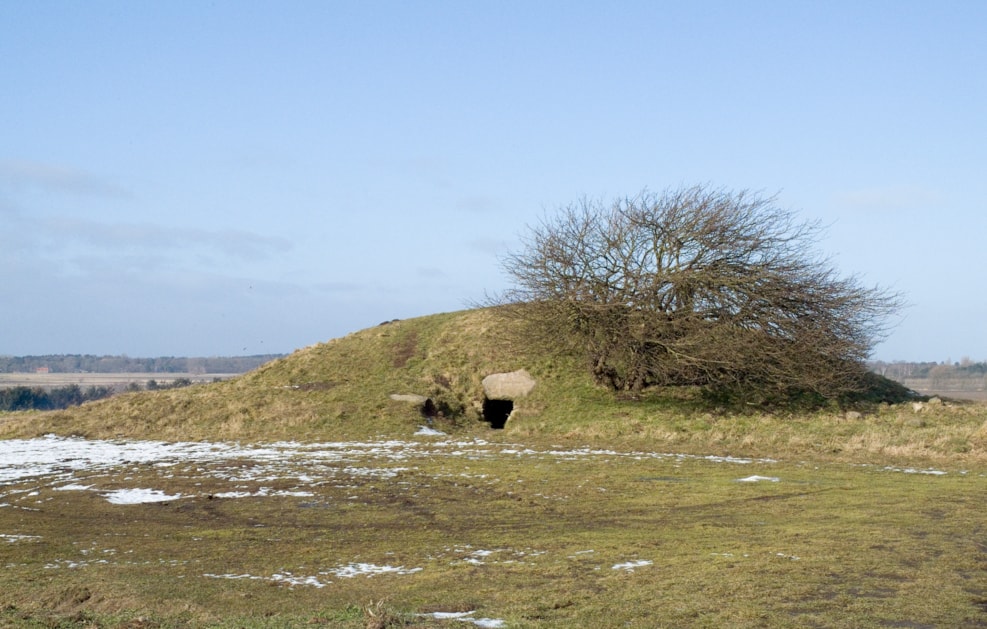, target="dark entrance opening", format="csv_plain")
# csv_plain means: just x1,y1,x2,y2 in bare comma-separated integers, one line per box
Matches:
482,398,513,429
421,398,437,419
